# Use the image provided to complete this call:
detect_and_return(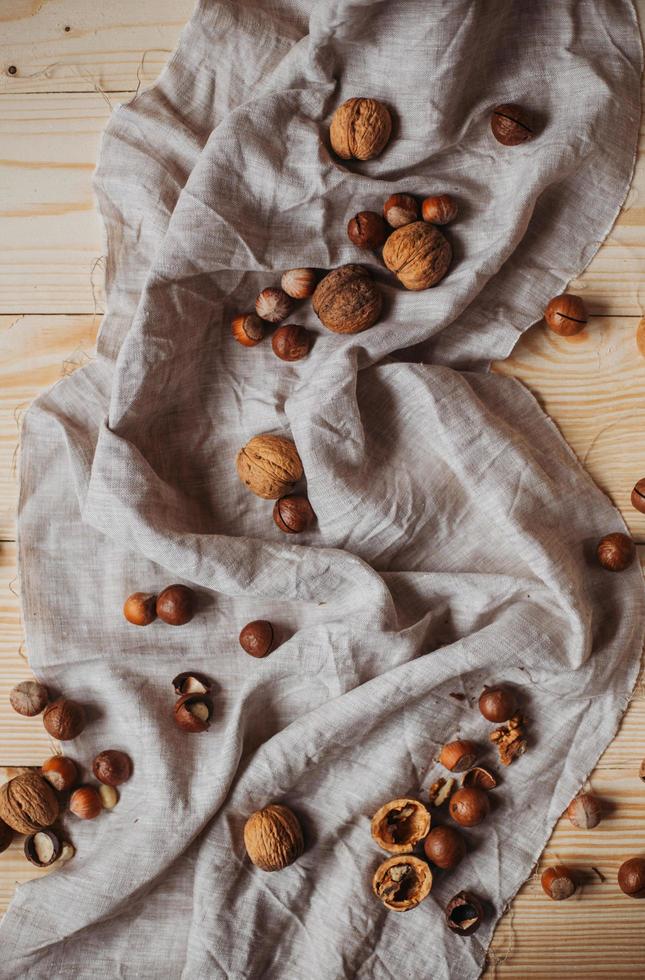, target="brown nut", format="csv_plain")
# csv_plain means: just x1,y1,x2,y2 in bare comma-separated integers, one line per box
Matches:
0,818,13,853
93,750,133,787
618,857,645,897
271,324,311,362
0,772,59,834
478,685,517,723
24,829,62,867
566,793,602,829
445,890,485,935
156,584,196,625
438,740,479,773
41,756,78,792
383,193,419,229
236,434,303,500
462,767,498,791
639,759,645,782
631,479,645,514
490,712,528,766
597,532,635,571
382,221,451,291
541,865,577,900
421,194,458,225
255,287,294,324
232,313,264,347
371,798,430,854
123,591,157,626
172,672,212,696
329,97,392,161
9,680,48,717
372,855,433,912
544,294,588,336
273,495,316,534
423,826,466,870
69,786,103,820
347,211,389,250
312,264,382,334
281,268,317,300
174,693,213,733
449,787,490,827
239,620,274,658
42,698,85,740
490,104,535,145
243,803,304,871
428,776,455,807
